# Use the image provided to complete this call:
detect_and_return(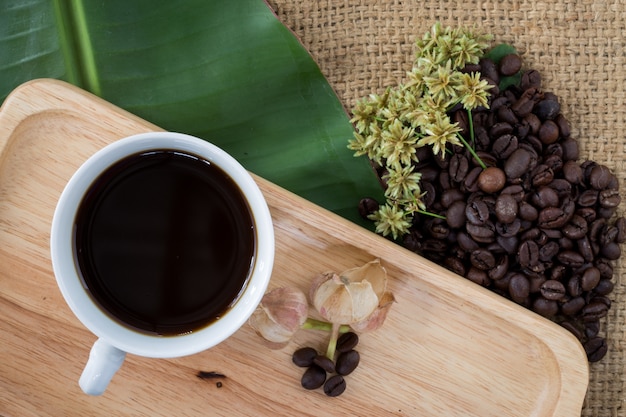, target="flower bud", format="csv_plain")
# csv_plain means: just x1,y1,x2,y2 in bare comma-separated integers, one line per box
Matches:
249,287,308,349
